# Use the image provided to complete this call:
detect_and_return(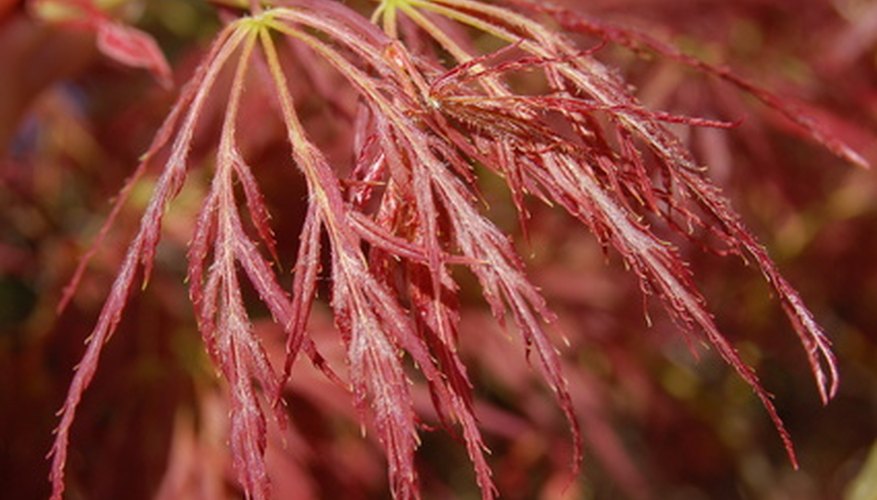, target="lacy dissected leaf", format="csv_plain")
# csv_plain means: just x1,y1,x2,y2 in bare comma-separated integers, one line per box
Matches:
370,0,850,466
259,13,498,496
49,1,863,499
510,0,870,170
49,22,249,500
186,30,285,498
